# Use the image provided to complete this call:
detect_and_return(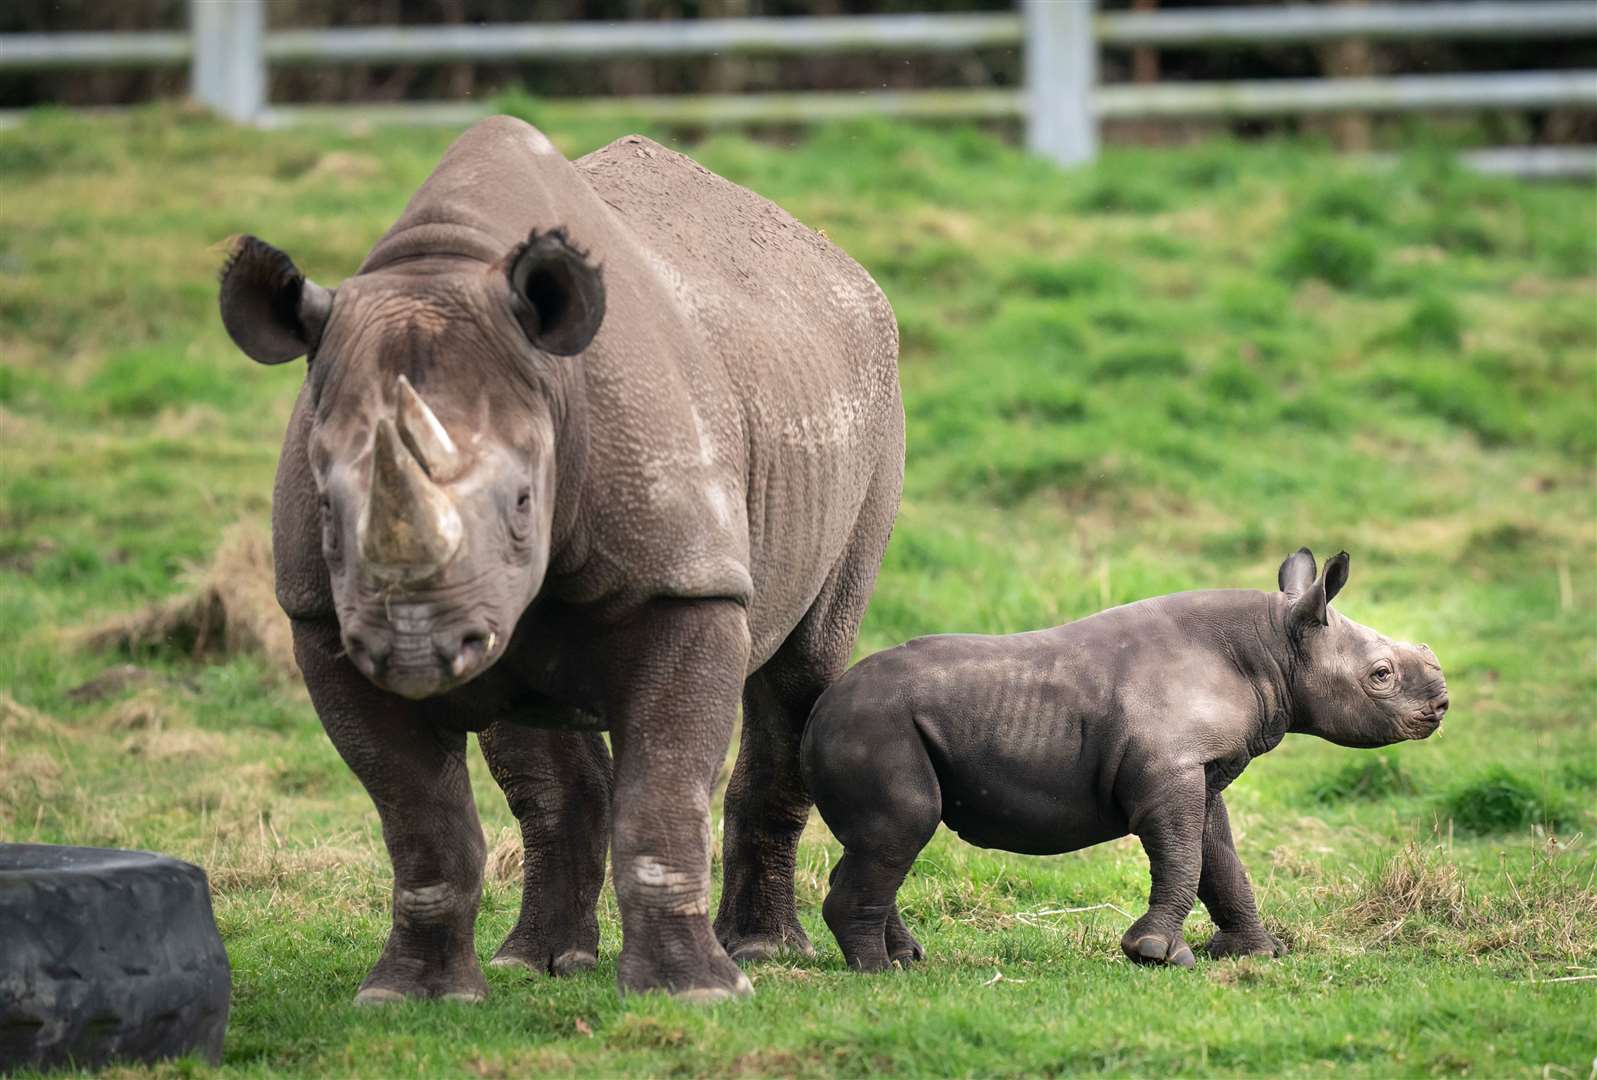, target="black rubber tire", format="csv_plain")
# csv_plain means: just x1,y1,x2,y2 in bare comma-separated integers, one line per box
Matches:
0,844,230,1072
